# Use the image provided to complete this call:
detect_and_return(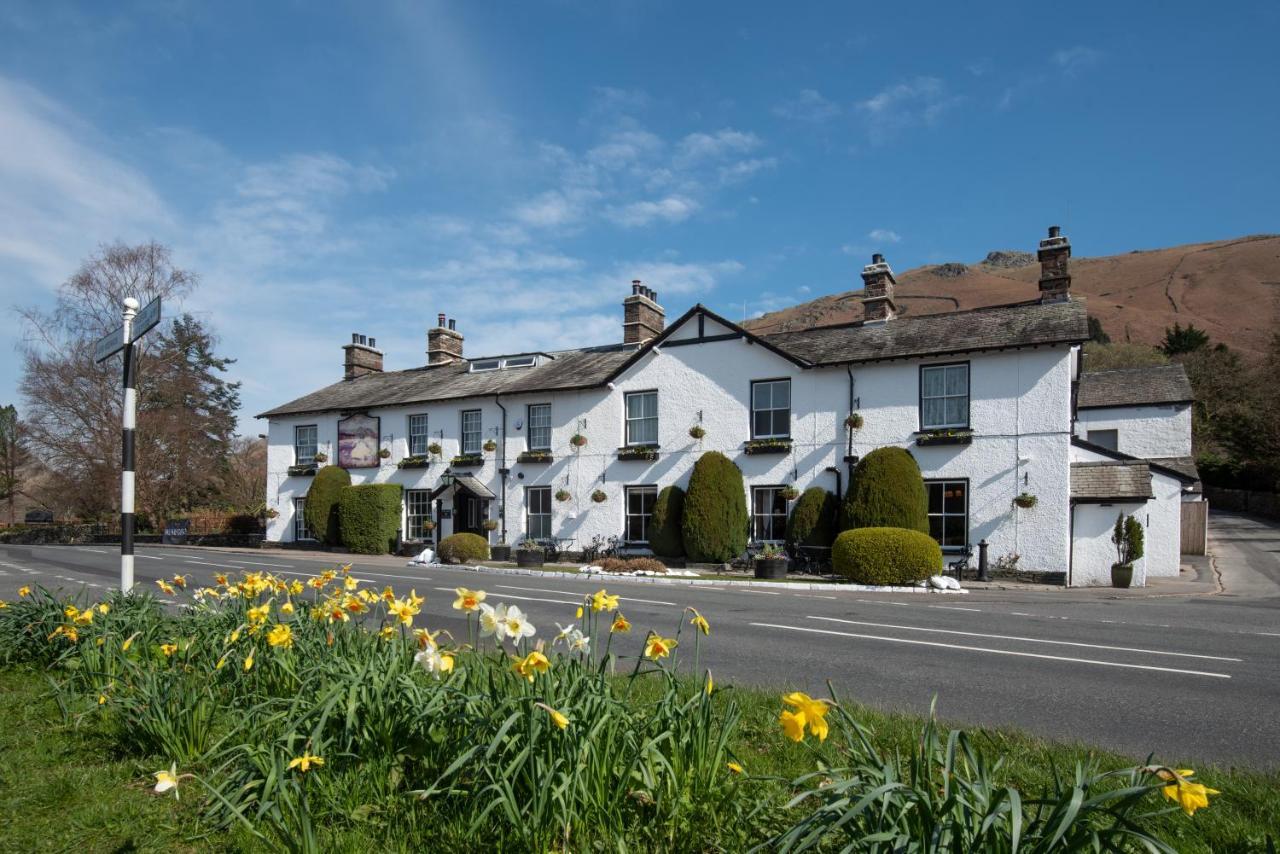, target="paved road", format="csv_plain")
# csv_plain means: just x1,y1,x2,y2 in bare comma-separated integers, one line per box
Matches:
2,516,1278,769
